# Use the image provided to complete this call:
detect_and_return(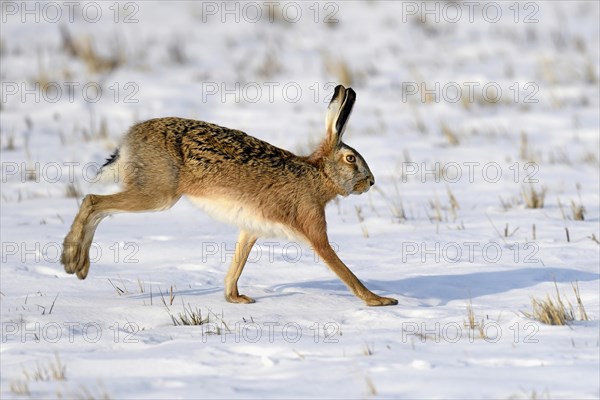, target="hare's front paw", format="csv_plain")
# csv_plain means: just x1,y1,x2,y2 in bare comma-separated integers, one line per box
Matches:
225,294,256,304
365,296,398,307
